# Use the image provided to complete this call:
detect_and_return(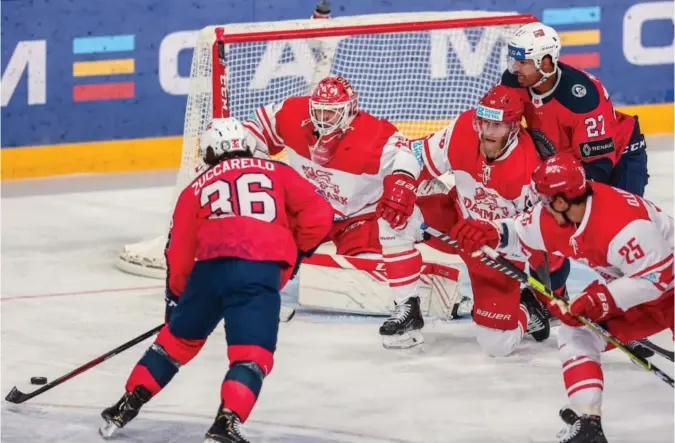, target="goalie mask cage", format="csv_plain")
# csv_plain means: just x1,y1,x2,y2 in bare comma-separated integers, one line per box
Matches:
116,11,537,279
